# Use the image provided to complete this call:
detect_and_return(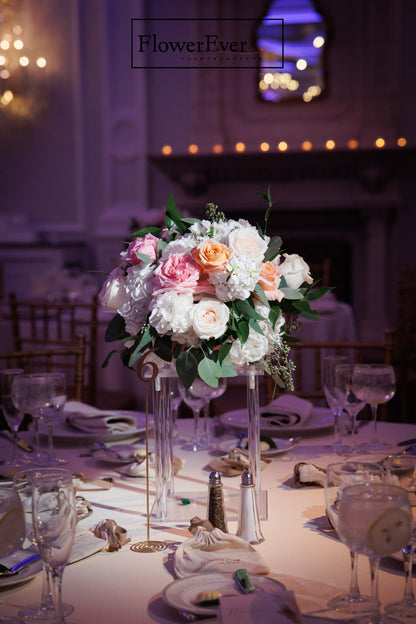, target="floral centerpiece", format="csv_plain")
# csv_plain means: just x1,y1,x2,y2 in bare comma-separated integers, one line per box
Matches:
100,189,329,389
